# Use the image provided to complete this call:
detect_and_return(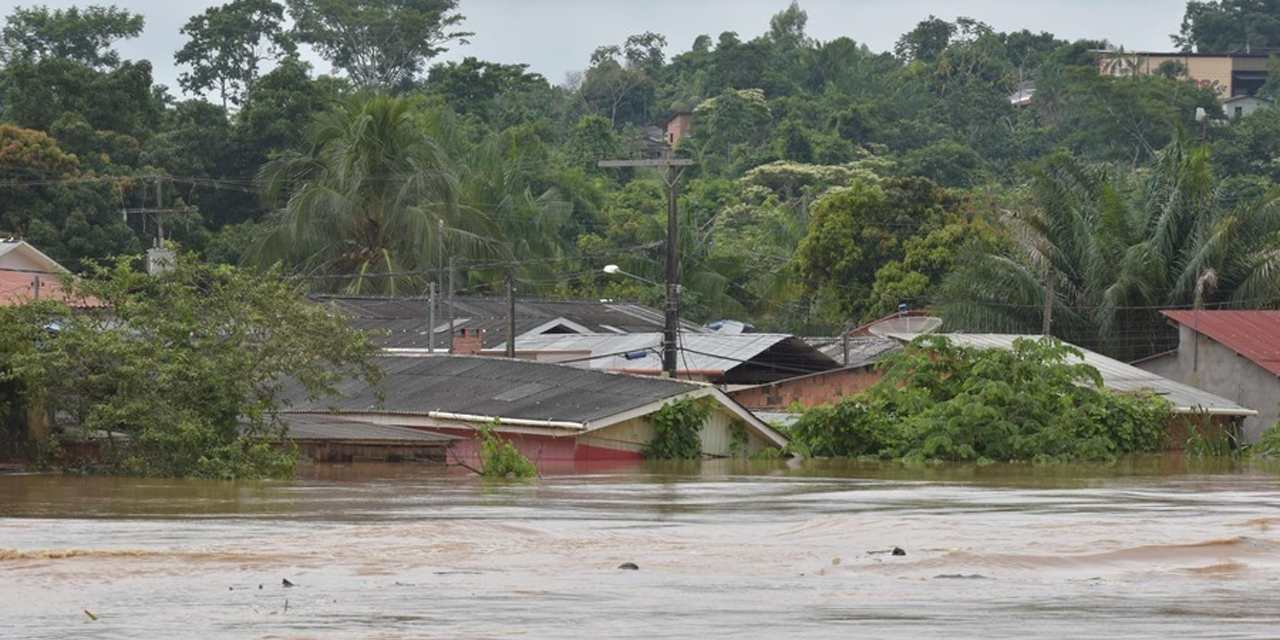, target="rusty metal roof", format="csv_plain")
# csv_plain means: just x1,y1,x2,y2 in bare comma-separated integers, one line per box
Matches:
1161,311,1280,377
